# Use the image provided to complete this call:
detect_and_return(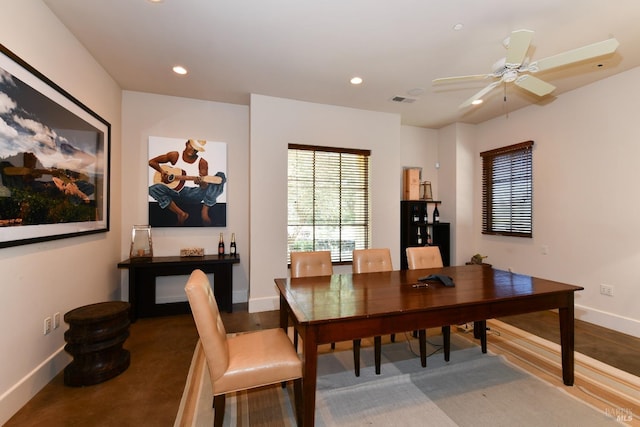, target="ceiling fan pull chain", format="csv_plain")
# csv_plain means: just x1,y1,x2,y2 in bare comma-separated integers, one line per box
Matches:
503,83,509,119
